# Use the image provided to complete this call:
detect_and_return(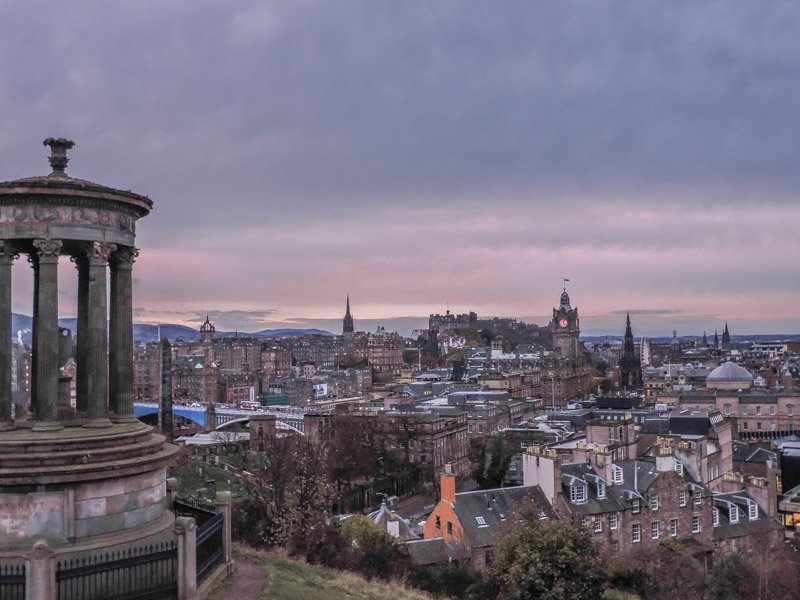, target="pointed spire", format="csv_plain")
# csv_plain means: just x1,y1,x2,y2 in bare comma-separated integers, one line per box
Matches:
343,293,355,333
